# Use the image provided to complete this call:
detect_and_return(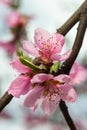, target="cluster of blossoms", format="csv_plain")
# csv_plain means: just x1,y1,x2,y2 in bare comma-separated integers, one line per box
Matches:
8,28,87,115
0,0,32,56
